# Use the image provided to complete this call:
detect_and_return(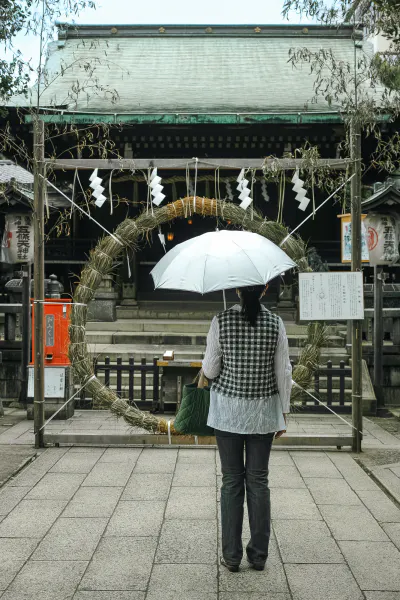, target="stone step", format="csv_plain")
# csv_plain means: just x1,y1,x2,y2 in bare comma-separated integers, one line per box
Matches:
81,384,351,403
86,330,345,349
116,303,297,321
88,343,349,366
86,319,345,337
98,370,352,390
